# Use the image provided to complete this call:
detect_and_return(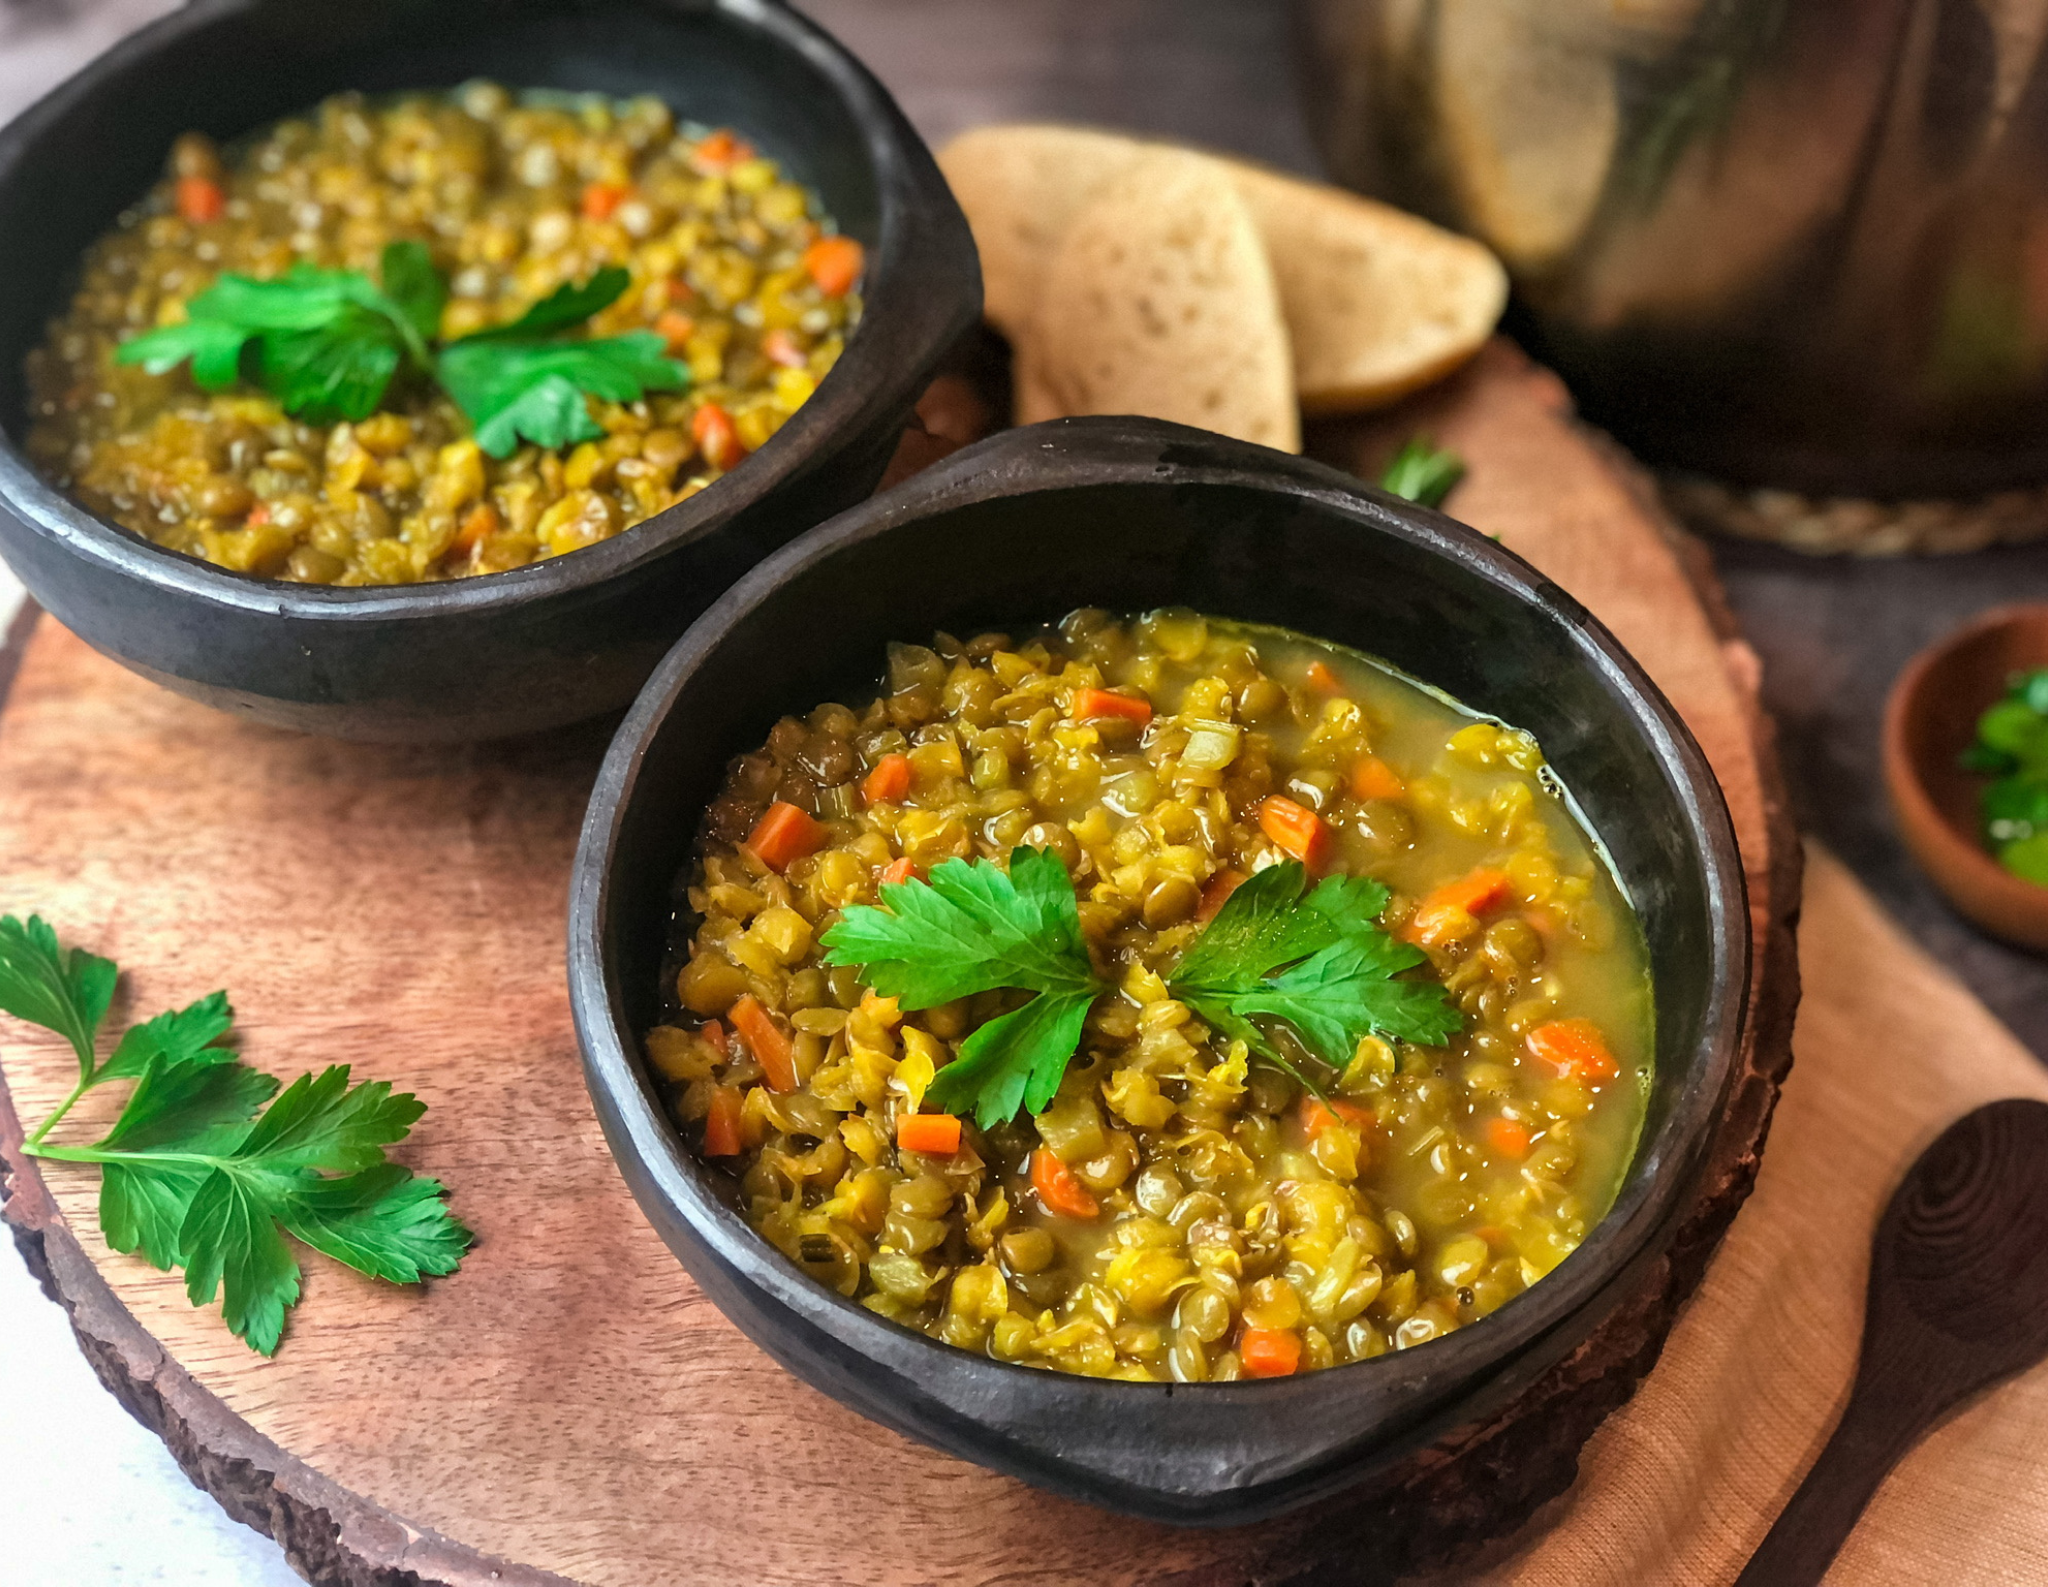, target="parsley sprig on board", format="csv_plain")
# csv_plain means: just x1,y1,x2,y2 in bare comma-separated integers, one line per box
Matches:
117,249,686,455
1378,435,1466,509
820,850,1459,1128
0,915,470,1355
